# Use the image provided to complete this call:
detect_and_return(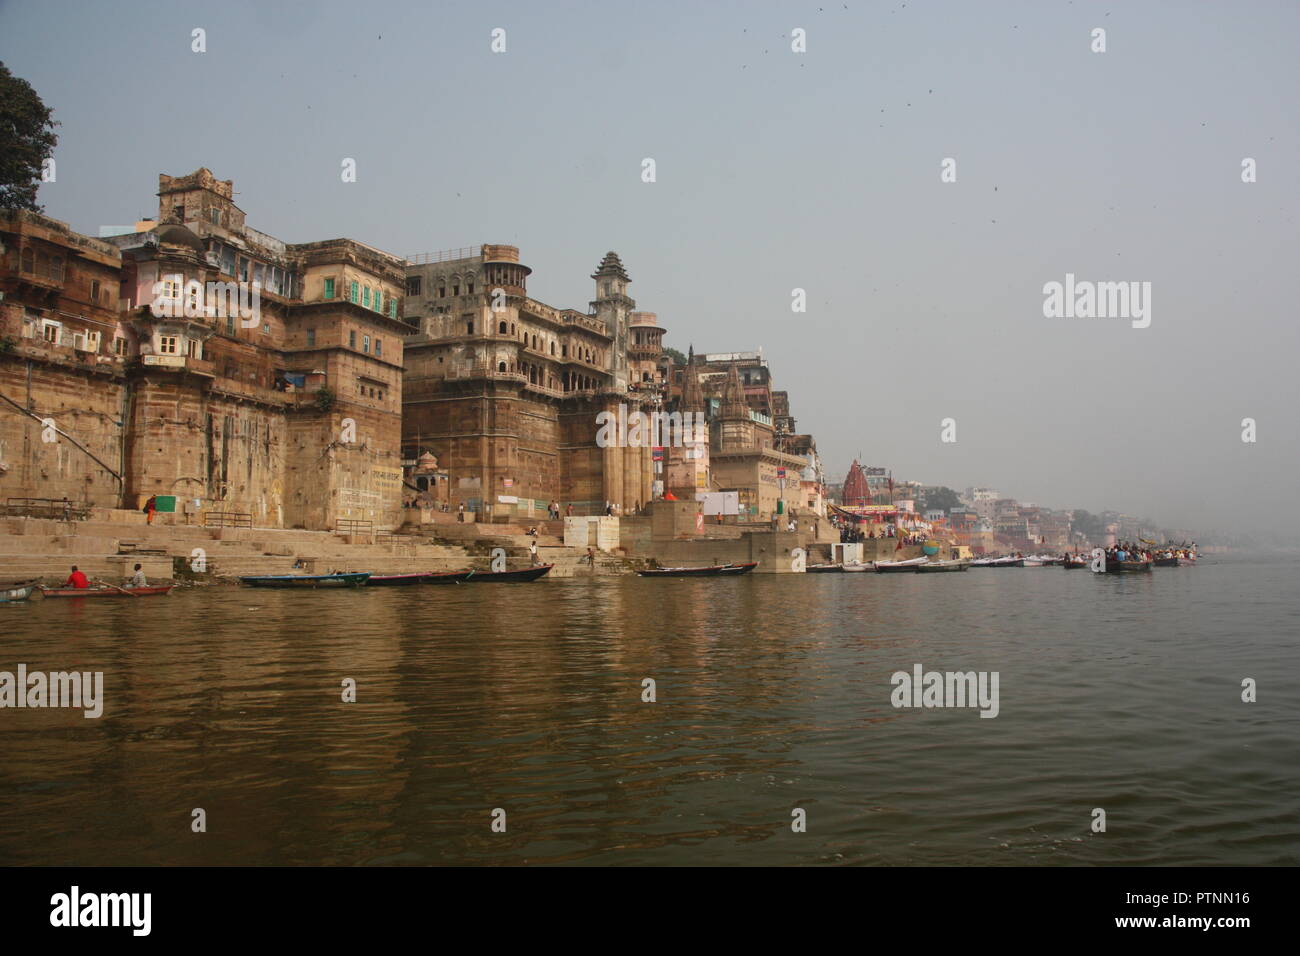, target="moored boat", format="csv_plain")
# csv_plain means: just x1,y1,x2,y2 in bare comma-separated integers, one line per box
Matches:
636,562,757,577
915,559,969,572
971,556,1024,568
39,585,176,598
1,583,37,602
1062,557,1088,569
365,570,474,586
841,561,873,572
873,557,929,573
462,563,555,582
239,572,369,588
806,563,844,573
